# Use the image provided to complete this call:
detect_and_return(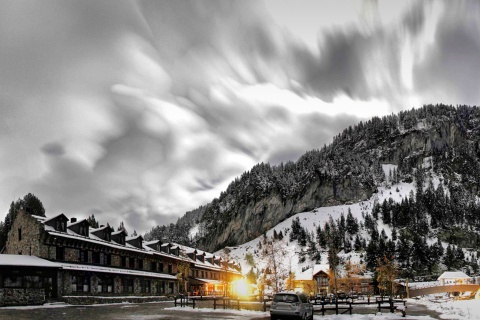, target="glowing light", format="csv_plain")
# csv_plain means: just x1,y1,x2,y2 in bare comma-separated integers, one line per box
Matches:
232,279,249,298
